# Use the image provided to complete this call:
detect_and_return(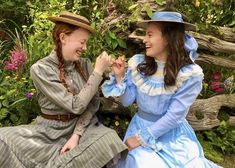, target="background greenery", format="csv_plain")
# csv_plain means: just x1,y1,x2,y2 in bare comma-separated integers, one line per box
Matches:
0,0,234,166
